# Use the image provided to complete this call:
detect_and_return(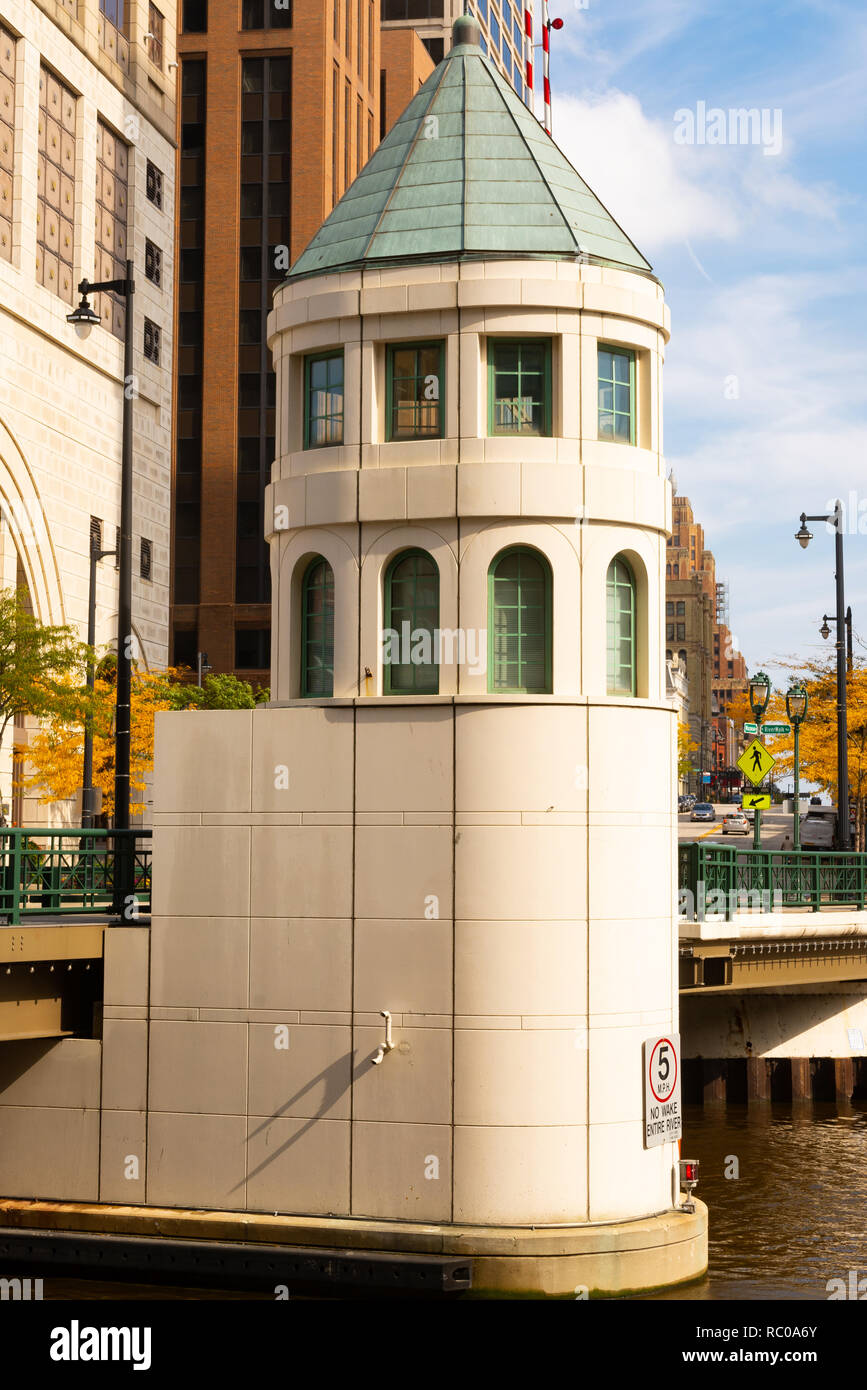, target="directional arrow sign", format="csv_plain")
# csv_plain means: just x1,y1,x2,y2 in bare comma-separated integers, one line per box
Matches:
737,738,776,786
743,793,771,810
762,723,791,736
